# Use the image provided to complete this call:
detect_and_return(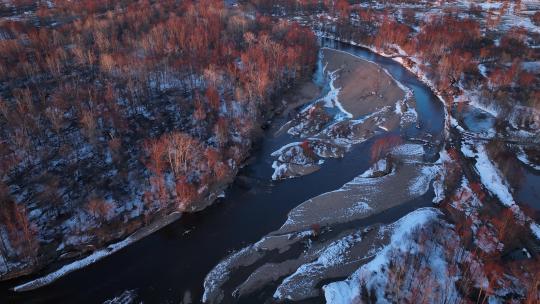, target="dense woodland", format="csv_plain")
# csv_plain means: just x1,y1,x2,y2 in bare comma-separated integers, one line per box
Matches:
0,0,317,277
